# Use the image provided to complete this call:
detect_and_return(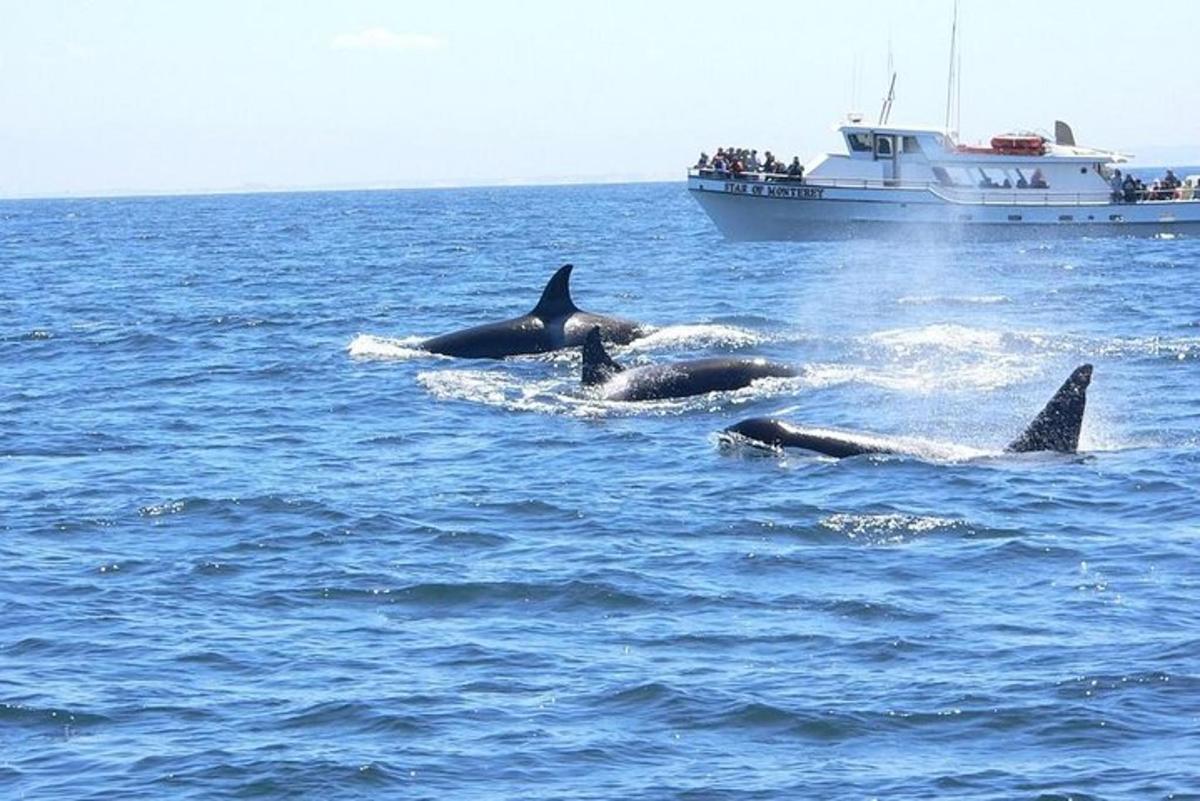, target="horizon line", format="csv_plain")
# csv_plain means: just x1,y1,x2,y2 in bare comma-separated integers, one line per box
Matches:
0,174,684,203
3,159,1197,203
